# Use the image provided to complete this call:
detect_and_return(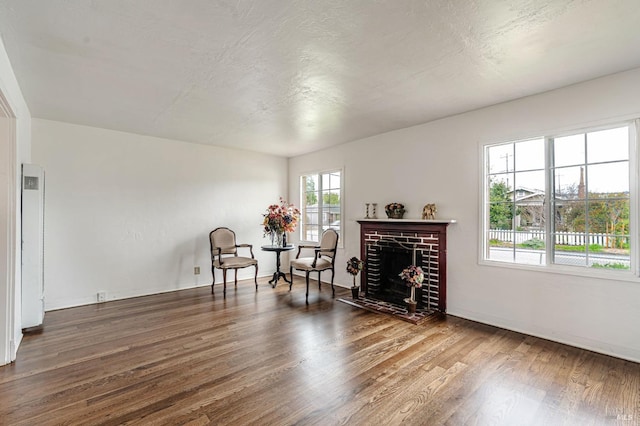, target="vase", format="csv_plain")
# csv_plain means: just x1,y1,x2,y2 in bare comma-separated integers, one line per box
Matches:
270,231,283,246
351,276,359,299
386,210,404,219
405,286,417,314
351,286,360,299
